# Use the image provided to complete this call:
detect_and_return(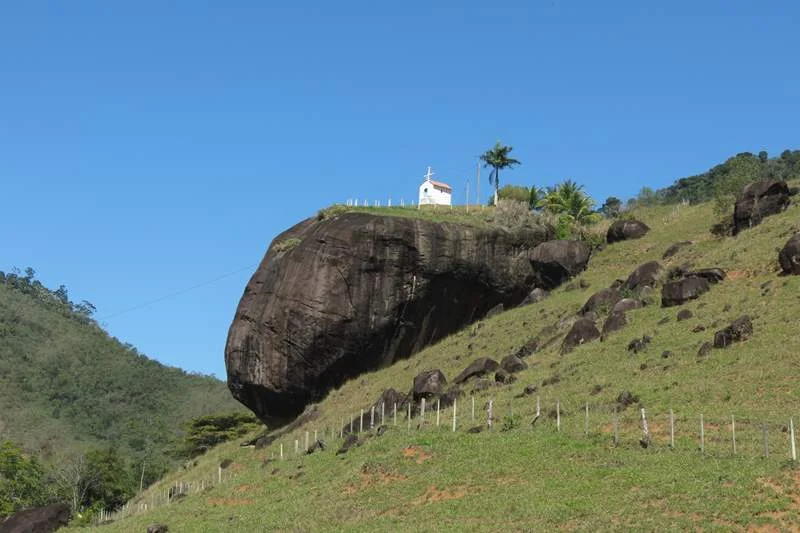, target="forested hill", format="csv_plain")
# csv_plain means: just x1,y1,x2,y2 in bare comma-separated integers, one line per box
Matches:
0,268,242,476
655,149,800,205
